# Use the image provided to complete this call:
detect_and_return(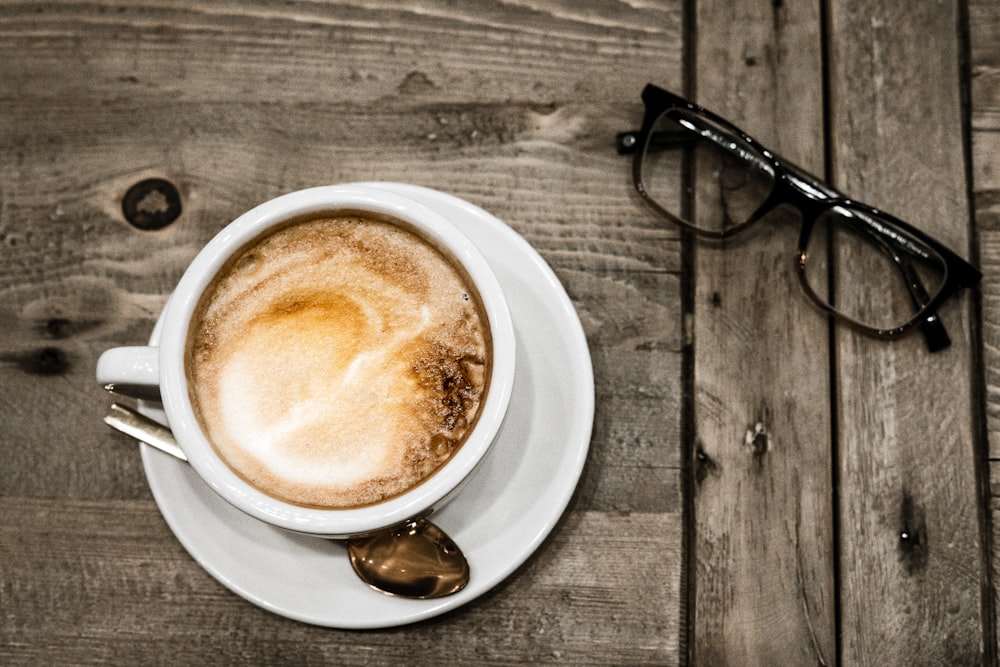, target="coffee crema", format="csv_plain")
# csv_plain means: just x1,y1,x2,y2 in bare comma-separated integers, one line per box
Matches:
186,212,490,509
